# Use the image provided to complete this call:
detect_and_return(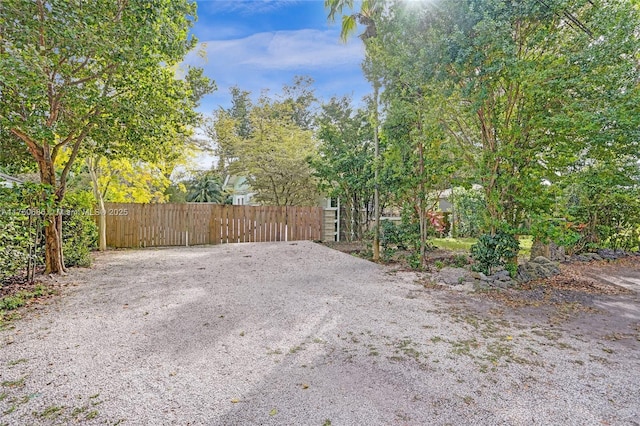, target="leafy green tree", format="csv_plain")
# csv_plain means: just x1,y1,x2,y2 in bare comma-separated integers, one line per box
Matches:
314,96,374,240
325,0,384,259
372,0,640,243
209,78,320,206
0,0,201,273
231,96,320,206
